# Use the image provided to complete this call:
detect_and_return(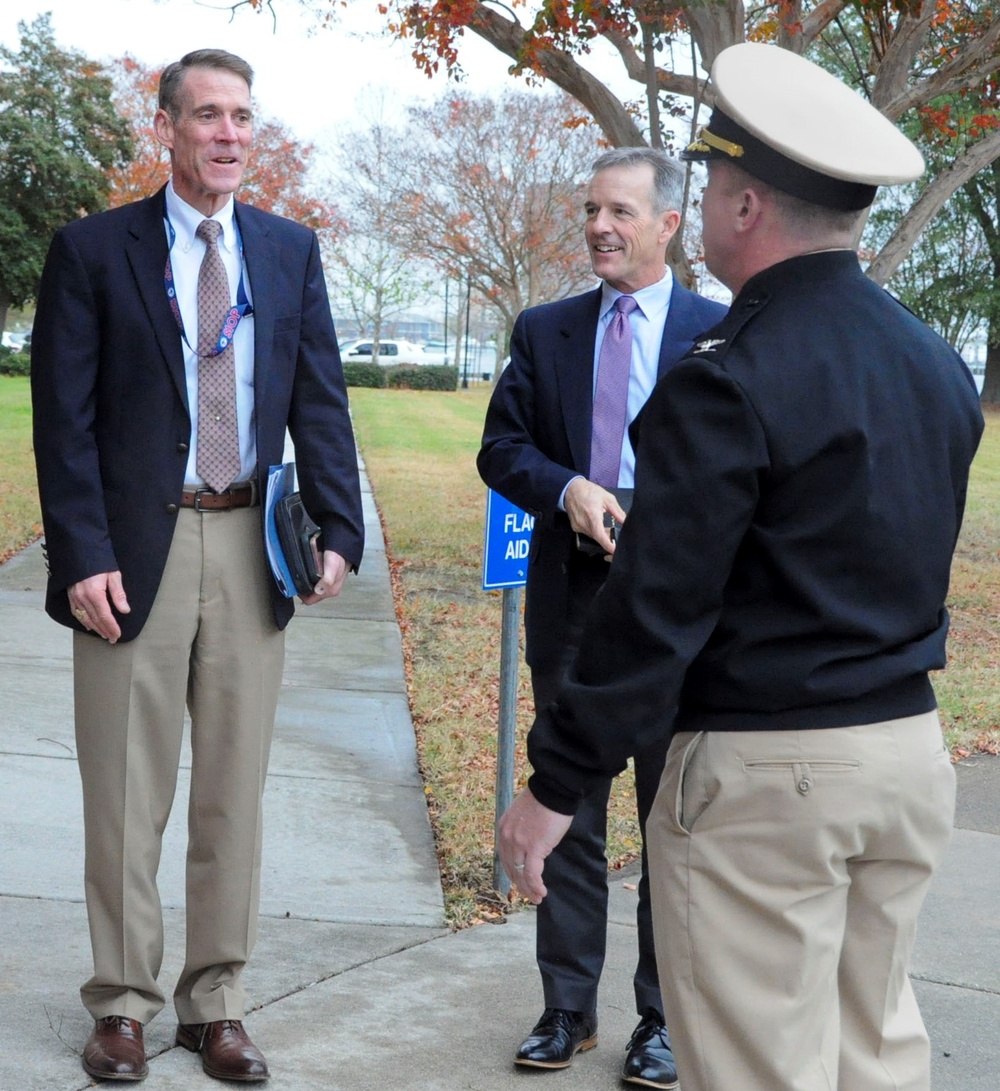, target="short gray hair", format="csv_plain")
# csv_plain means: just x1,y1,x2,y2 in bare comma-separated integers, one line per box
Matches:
158,49,254,120
710,161,864,238
591,147,685,214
